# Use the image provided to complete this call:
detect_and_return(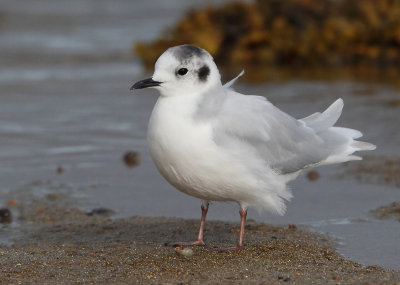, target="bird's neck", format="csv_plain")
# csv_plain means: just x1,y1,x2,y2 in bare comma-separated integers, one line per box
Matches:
155,81,226,122
192,83,227,121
